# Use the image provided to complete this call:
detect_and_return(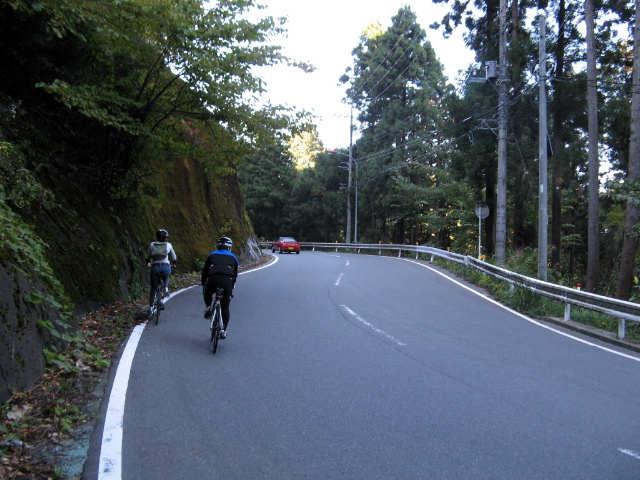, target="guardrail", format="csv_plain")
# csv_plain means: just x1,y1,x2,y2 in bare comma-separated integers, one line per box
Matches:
260,241,640,339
